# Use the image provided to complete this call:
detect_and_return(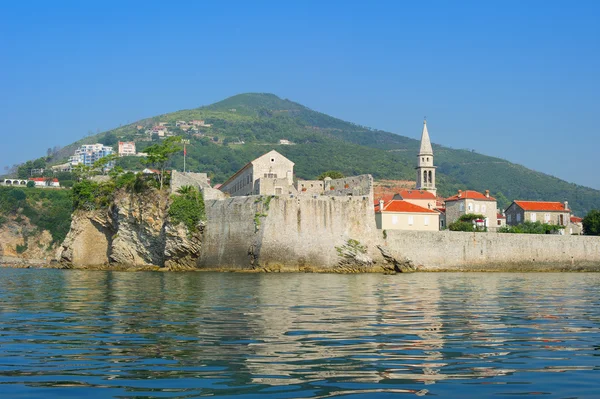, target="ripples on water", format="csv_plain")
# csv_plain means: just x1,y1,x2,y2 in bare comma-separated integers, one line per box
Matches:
0,269,599,398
